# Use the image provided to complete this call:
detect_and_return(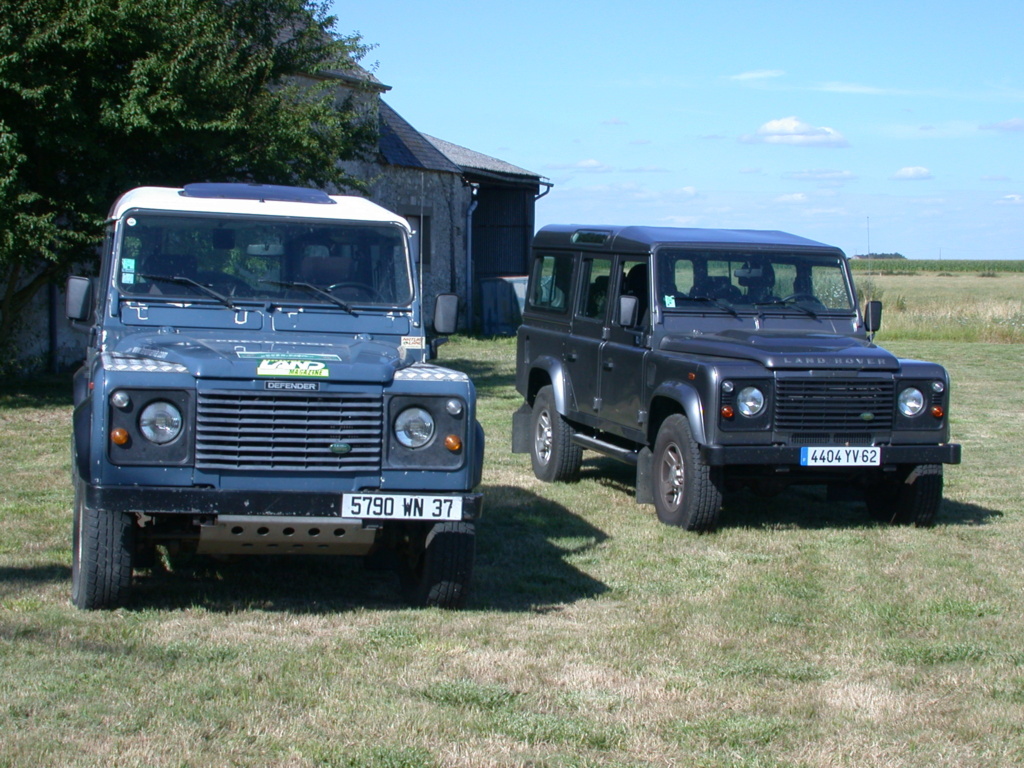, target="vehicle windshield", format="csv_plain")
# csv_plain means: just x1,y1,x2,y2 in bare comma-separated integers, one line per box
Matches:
116,213,414,307
655,248,854,313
